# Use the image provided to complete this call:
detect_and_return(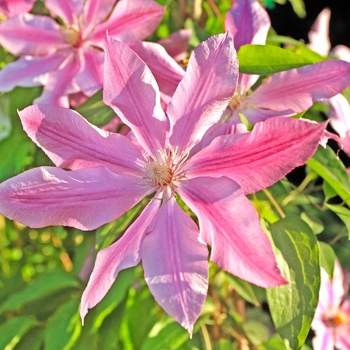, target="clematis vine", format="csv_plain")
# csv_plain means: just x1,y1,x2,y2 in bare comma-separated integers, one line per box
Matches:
0,33,327,333
311,260,350,350
214,0,350,136
0,0,164,107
